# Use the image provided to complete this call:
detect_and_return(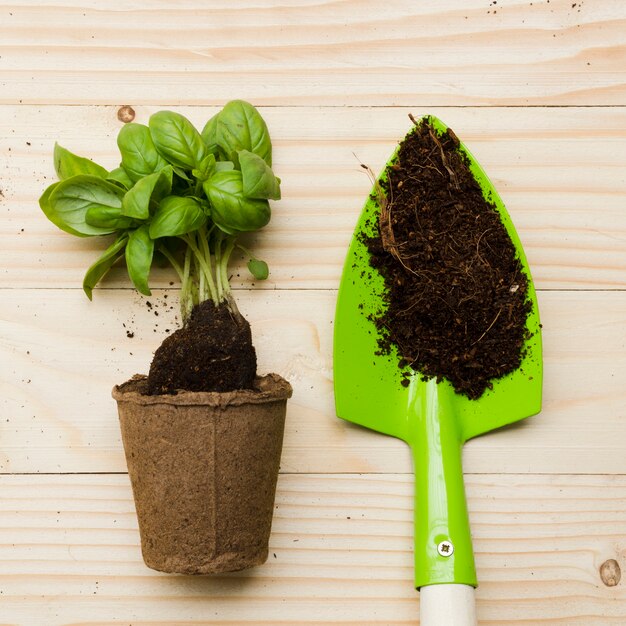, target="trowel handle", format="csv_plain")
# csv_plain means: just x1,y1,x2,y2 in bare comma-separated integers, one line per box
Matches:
409,383,477,589
420,584,476,626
